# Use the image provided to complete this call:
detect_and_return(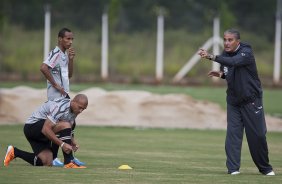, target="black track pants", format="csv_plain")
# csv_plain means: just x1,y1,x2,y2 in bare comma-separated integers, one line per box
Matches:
225,98,273,174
